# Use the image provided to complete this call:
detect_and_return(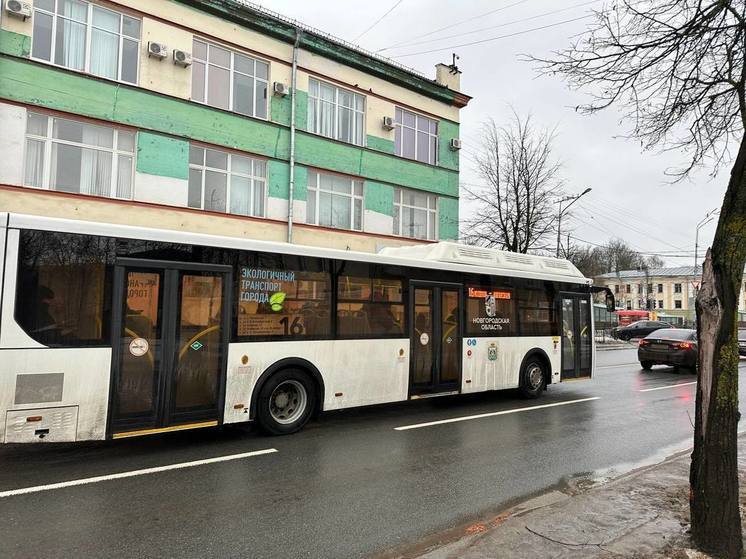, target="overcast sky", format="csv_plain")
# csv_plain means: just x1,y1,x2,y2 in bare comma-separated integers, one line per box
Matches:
255,0,723,266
